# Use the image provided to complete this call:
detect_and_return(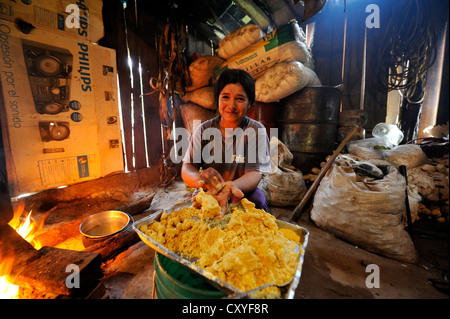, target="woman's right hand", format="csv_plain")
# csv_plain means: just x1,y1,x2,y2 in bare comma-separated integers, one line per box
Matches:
196,167,225,195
